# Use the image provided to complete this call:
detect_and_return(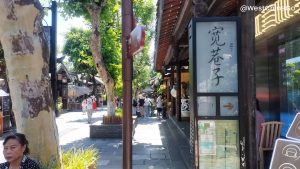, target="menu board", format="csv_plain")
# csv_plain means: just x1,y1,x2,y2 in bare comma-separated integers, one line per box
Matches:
270,113,300,169
269,139,300,169
198,120,240,169
286,113,300,140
